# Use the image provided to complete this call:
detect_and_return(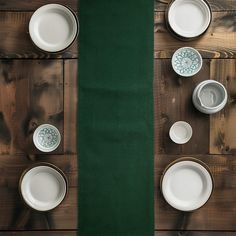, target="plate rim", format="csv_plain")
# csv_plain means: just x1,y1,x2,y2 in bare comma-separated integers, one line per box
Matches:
160,157,214,211
29,3,79,53
165,0,212,40
19,162,68,212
